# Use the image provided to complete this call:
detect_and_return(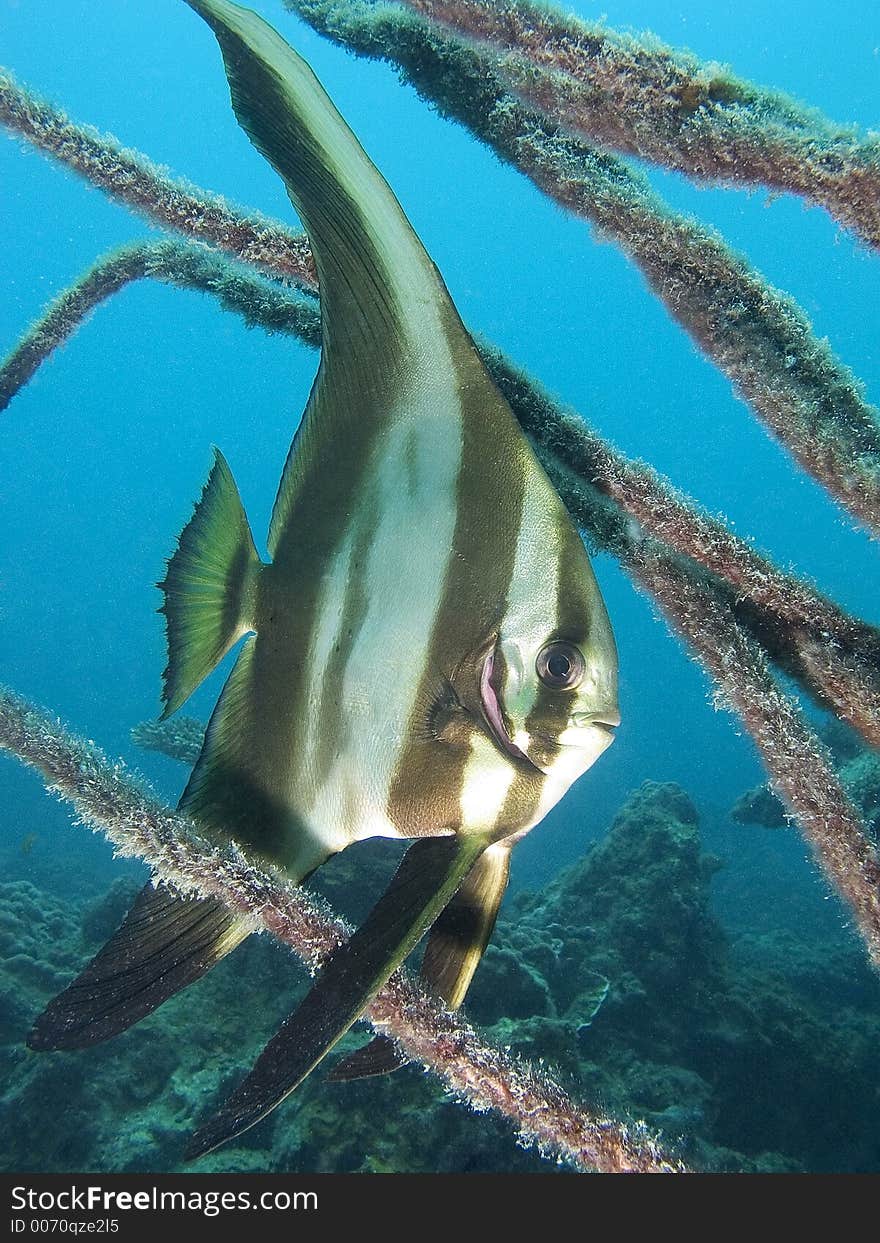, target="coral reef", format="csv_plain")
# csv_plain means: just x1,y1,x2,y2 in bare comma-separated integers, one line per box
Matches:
471,785,727,1114
3,780,878,1173
460,780,880,1171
